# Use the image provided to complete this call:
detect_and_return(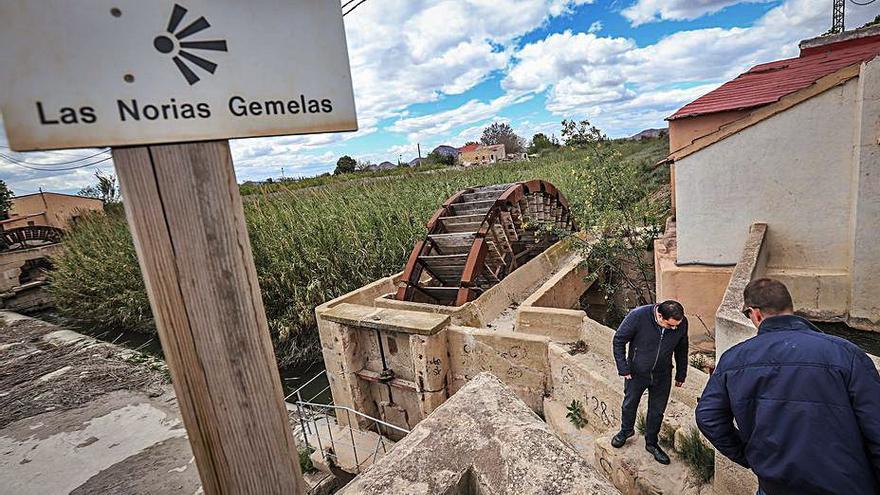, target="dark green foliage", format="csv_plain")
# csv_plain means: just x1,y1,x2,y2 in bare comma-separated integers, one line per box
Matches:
334,155,357,175
299,446,315,473
426,151,456,167
48,208,152,335
566,400,587,429
566,122,669,326
0,180,13,219
78,170,121,205
678,428,715,485
636,412,646,435
528,133,560,154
